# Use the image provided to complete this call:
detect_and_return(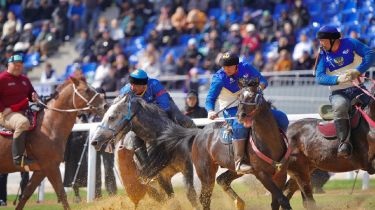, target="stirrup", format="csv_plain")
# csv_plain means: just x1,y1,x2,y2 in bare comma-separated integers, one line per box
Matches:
236,163,252,174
